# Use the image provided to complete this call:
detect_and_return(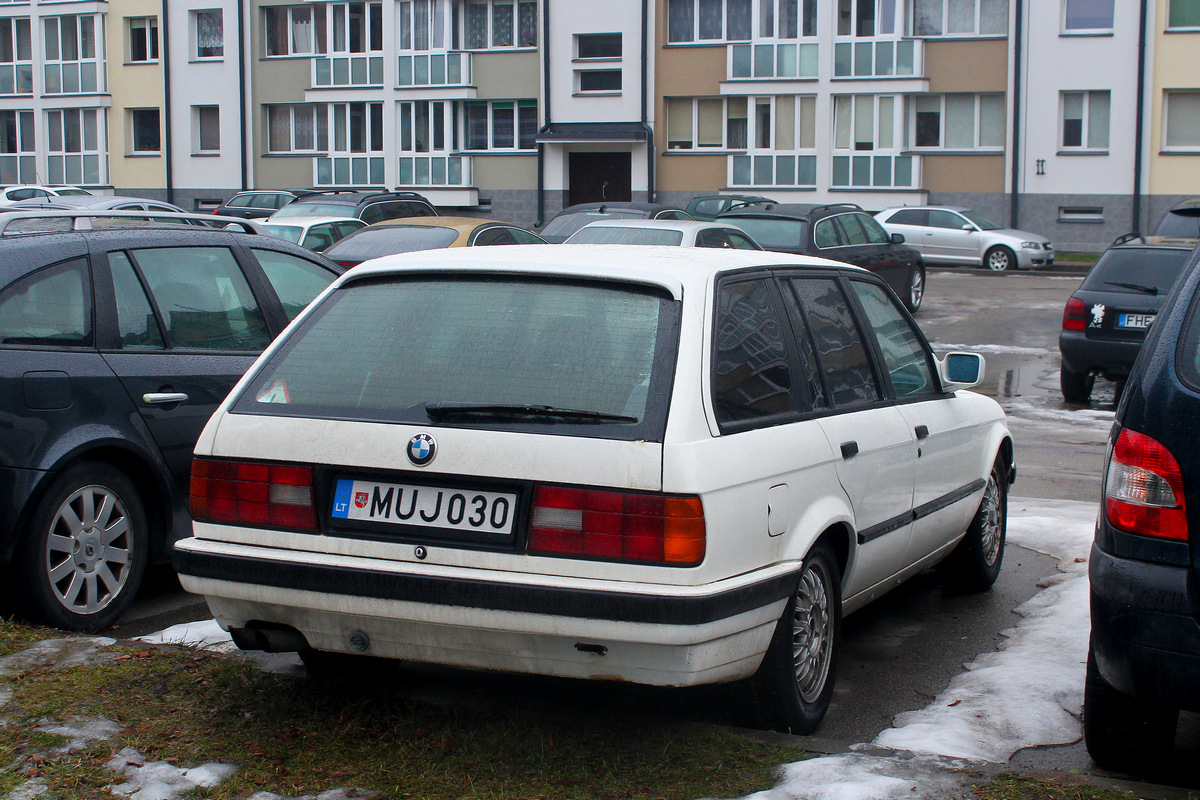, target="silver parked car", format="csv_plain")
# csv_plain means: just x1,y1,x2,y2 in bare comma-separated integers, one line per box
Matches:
874,205,1053,271
564,218,763,249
